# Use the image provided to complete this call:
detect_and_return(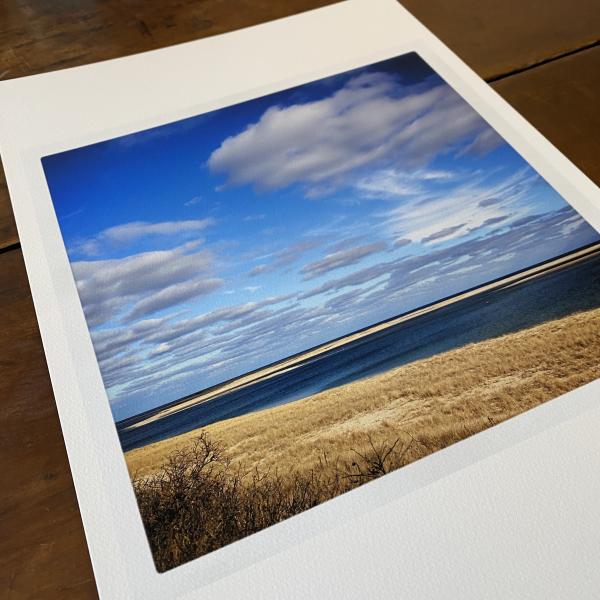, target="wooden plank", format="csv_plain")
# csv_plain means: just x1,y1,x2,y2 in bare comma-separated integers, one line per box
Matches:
1,0,600,249
405,0,600,81
0,249,97,599
492,46,600,186
0,1,337,80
